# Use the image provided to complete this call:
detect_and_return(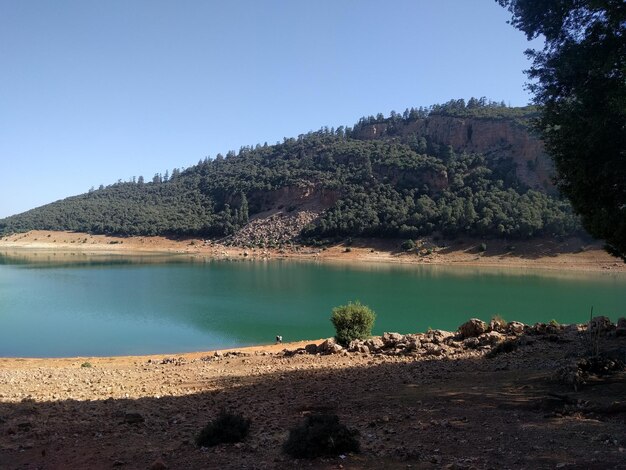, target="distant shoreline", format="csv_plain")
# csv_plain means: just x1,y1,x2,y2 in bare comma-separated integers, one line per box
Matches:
1,229,624,273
